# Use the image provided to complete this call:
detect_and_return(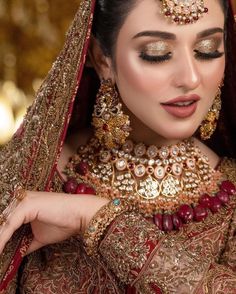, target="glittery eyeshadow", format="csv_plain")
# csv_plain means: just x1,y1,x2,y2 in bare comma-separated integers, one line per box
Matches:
144,41,171,55
195,39,221,53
